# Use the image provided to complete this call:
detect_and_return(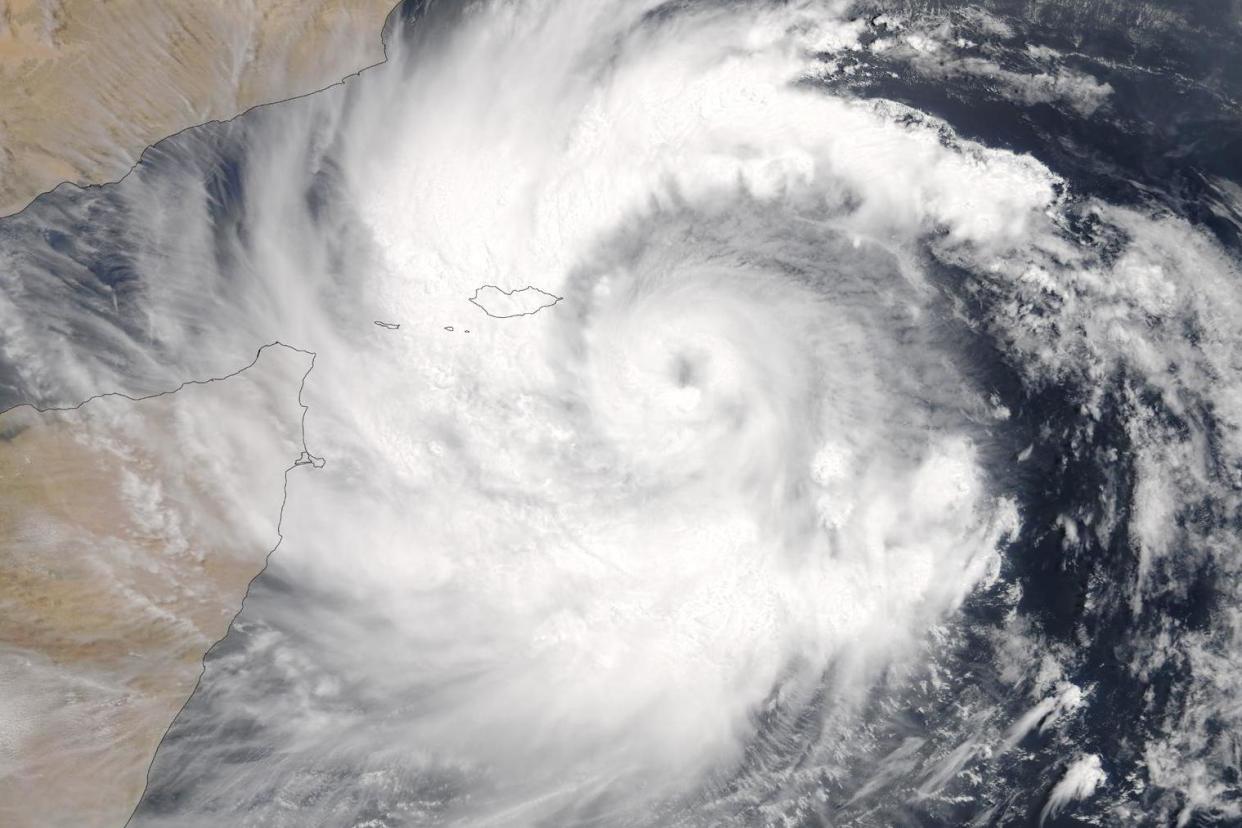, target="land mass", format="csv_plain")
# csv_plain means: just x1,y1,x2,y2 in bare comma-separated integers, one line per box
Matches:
0,0,399,217
0,343,320,828
469,284,563,318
